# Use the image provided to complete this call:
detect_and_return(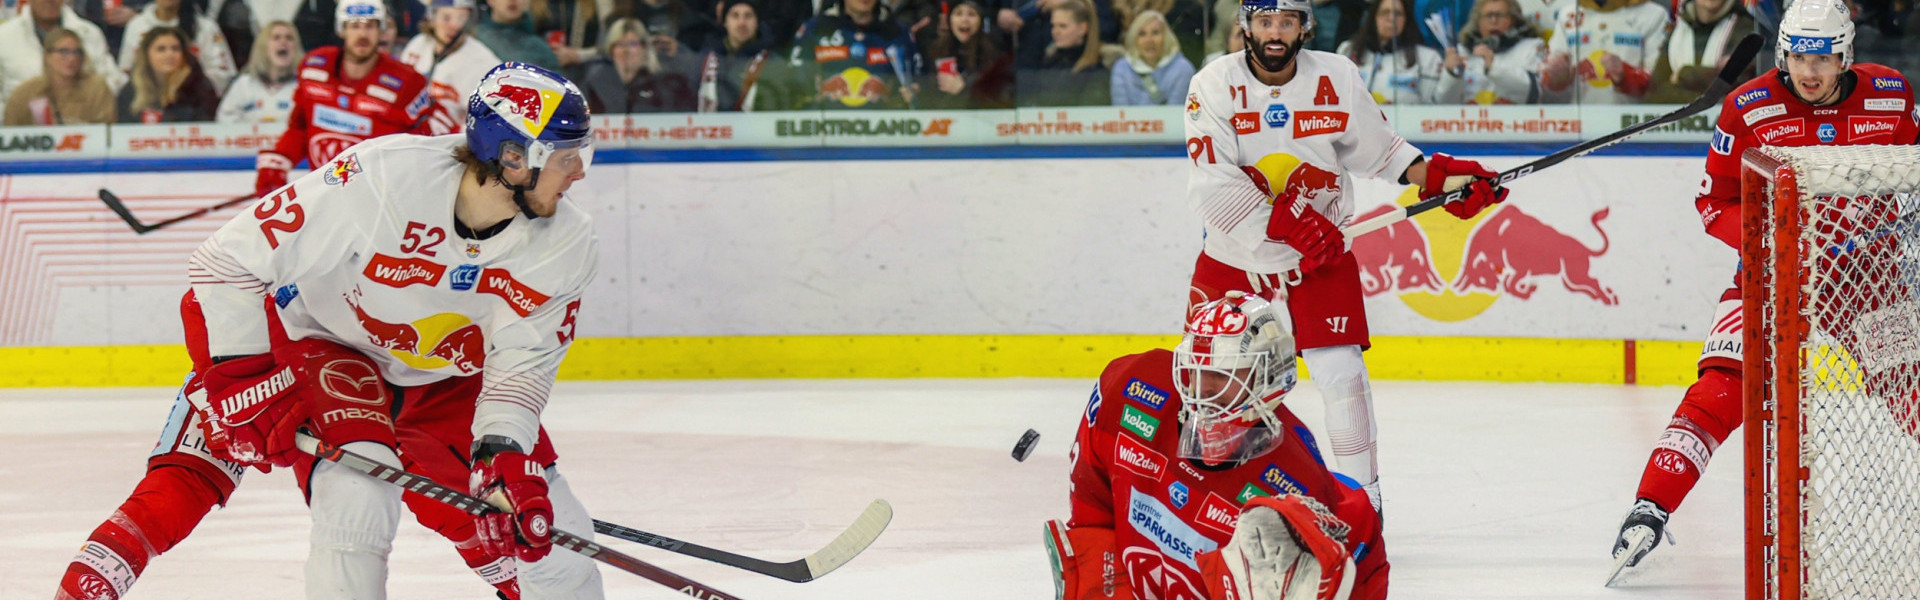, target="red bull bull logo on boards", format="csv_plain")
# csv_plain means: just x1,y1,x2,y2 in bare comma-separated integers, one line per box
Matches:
1351,186,1618,322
